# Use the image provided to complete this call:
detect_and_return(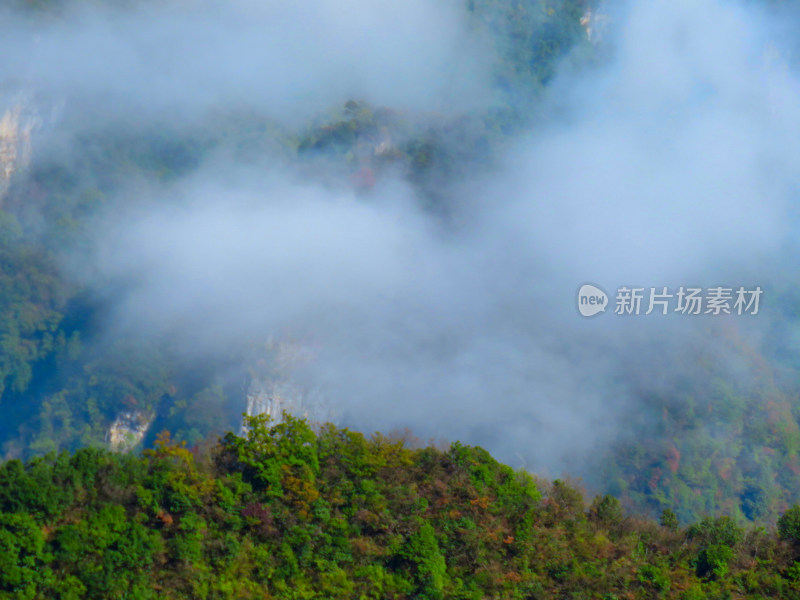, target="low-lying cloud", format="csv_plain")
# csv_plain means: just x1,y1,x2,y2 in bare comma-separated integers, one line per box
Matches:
8,0,800,476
